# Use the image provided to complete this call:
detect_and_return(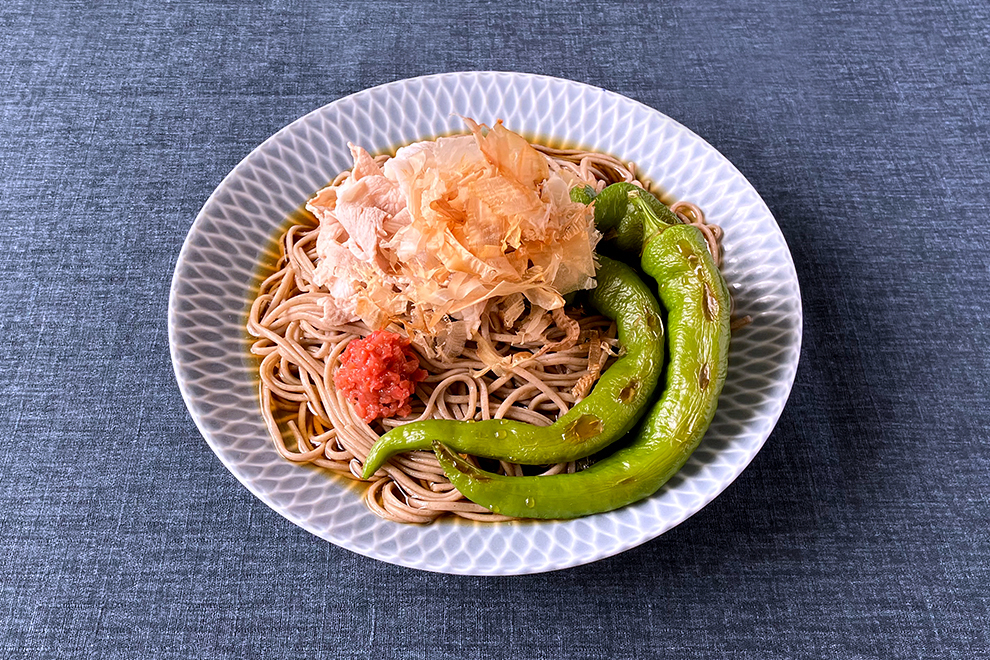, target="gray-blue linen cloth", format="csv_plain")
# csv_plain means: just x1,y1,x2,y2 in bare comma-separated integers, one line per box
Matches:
1,1,987,658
